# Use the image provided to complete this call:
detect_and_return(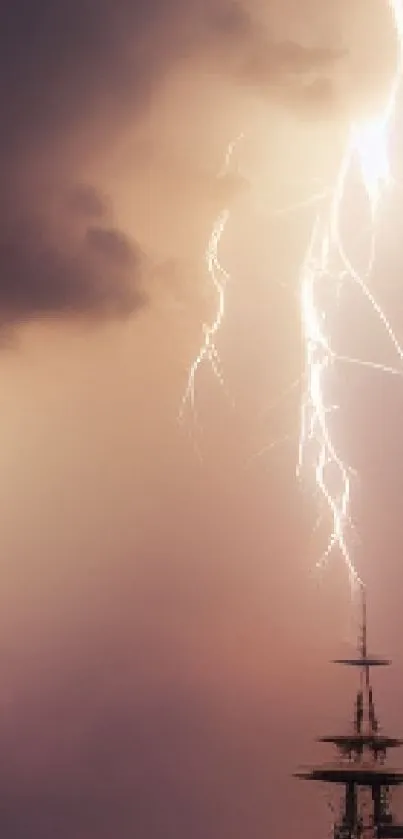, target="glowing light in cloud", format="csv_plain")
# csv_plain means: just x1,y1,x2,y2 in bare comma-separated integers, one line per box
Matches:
178,135,243,426
180,0,403,594
297,0,403,590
